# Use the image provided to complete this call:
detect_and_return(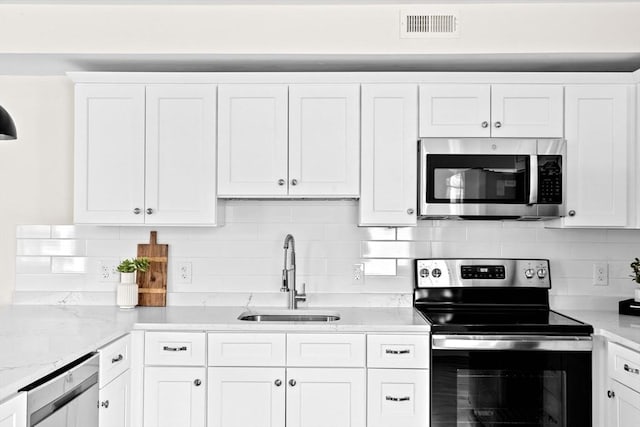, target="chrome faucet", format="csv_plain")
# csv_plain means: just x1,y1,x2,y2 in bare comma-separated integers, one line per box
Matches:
281,234,306,309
